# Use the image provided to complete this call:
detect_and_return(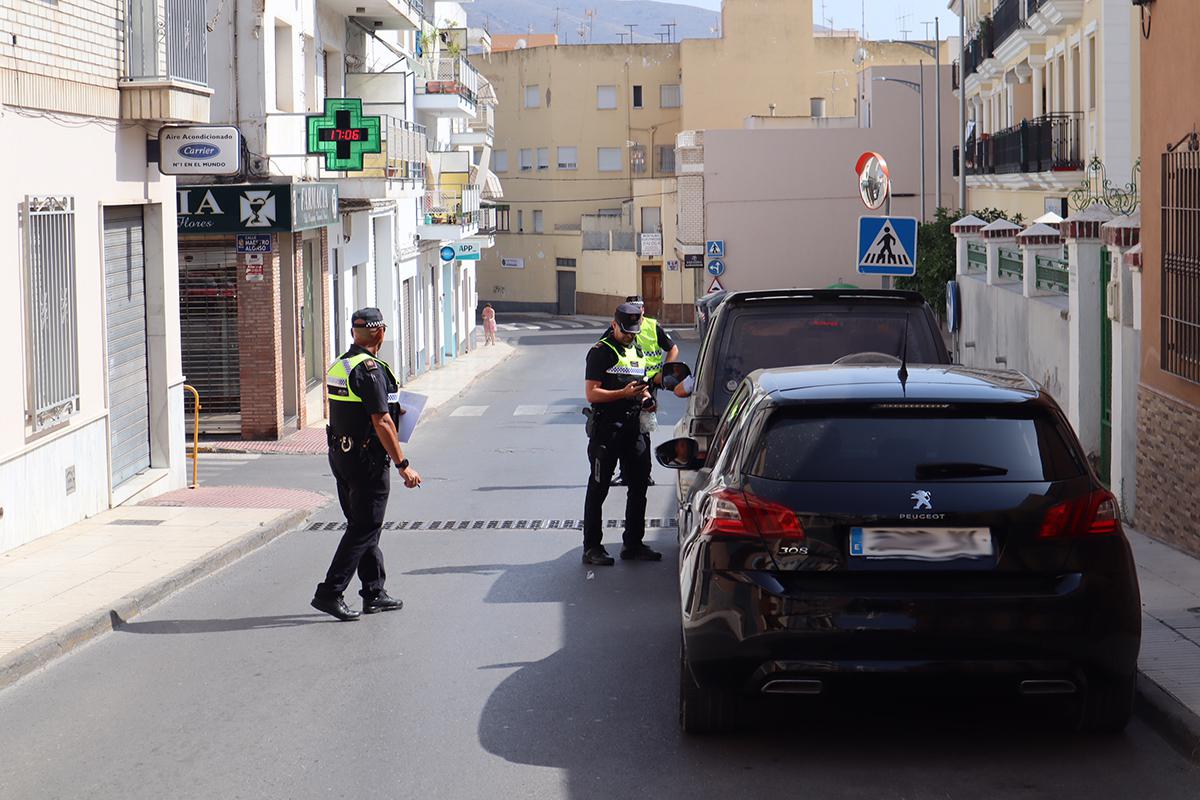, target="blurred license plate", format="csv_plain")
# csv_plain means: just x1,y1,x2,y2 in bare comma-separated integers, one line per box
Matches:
850,527,993,560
